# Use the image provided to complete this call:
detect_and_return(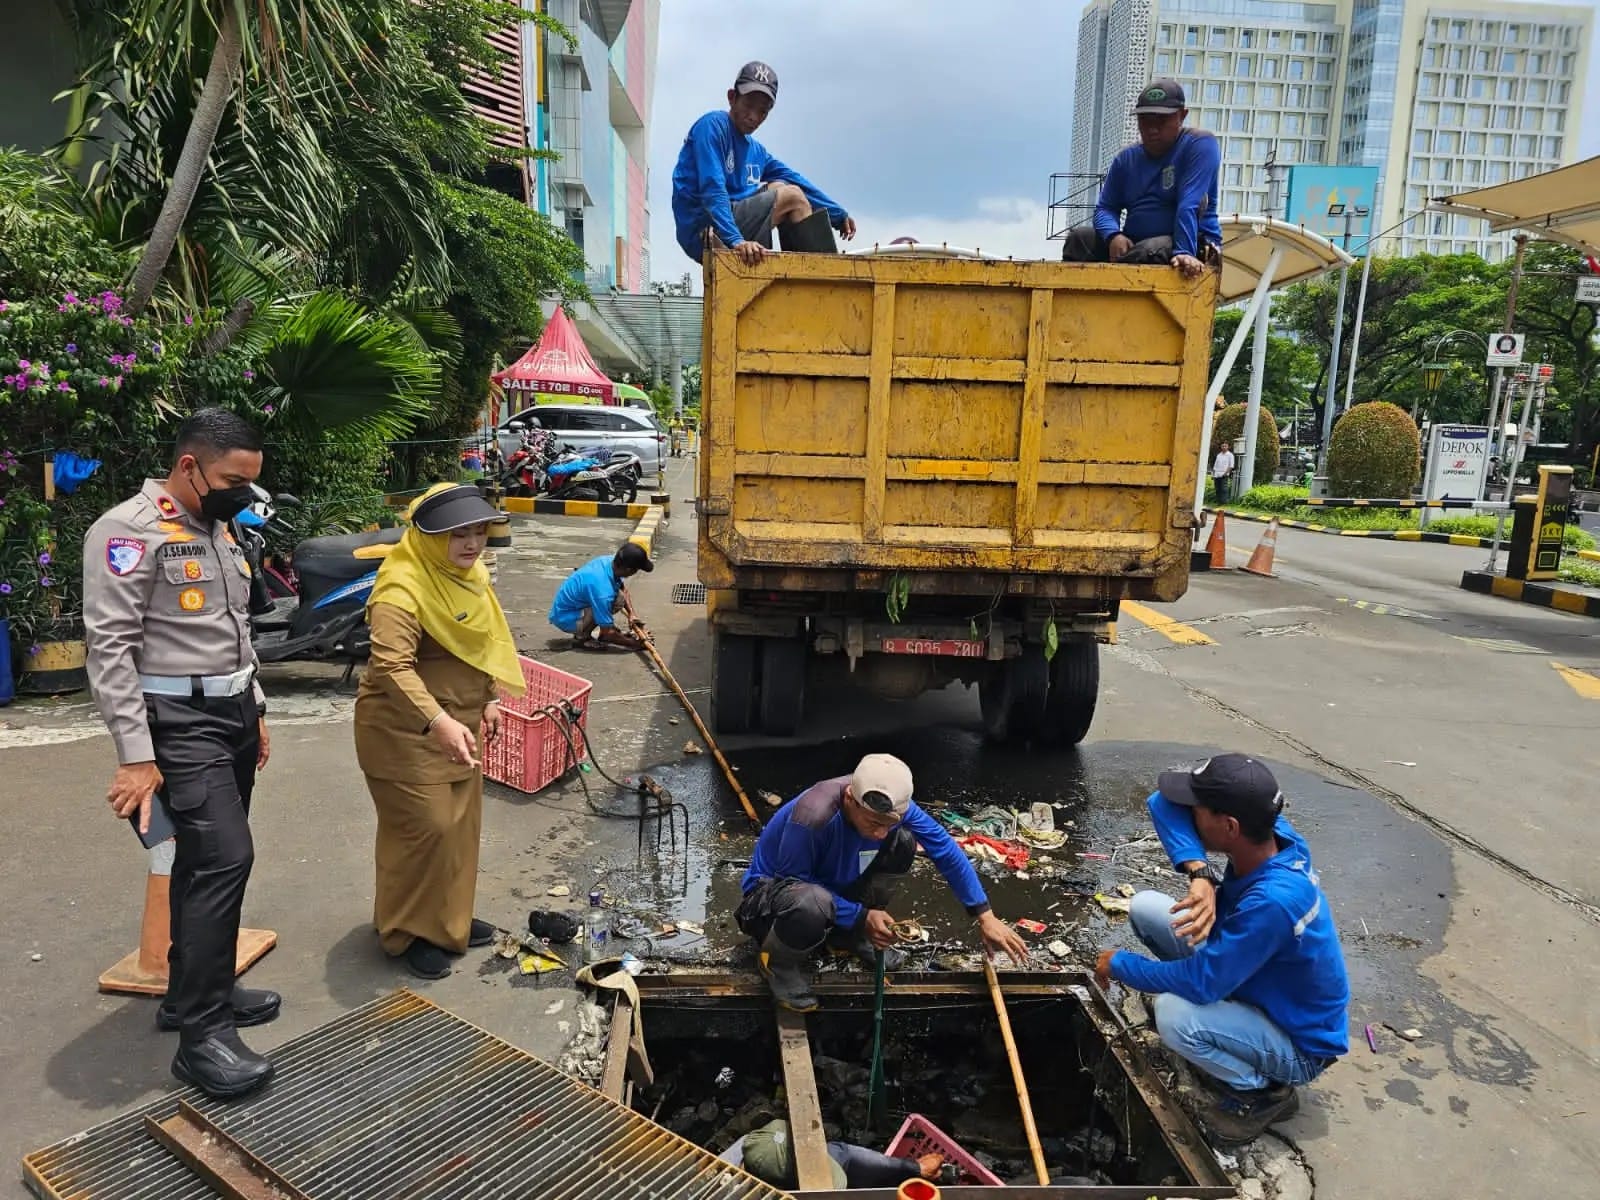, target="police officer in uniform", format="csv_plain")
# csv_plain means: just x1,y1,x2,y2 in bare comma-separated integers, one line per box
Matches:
84,408,279,1099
